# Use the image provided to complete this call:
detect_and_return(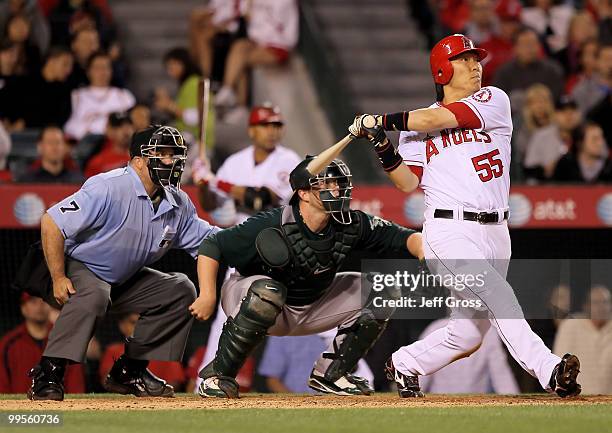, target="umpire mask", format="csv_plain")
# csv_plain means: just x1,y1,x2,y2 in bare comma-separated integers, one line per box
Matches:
139,126,187,190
